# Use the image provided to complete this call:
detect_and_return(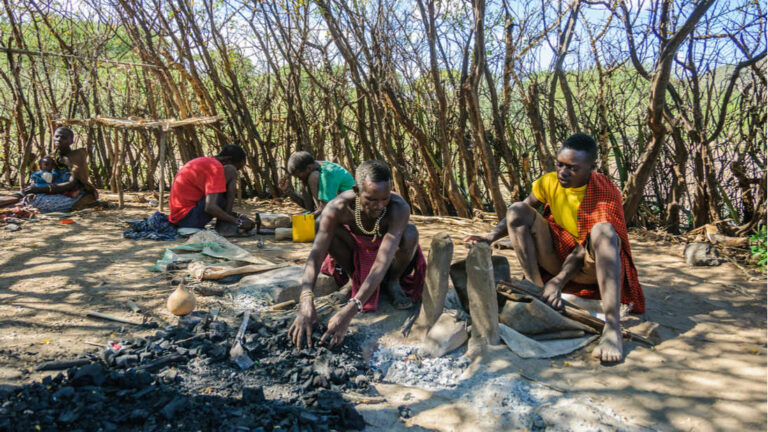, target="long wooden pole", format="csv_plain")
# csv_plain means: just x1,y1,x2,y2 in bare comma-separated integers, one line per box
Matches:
158,130,167,212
